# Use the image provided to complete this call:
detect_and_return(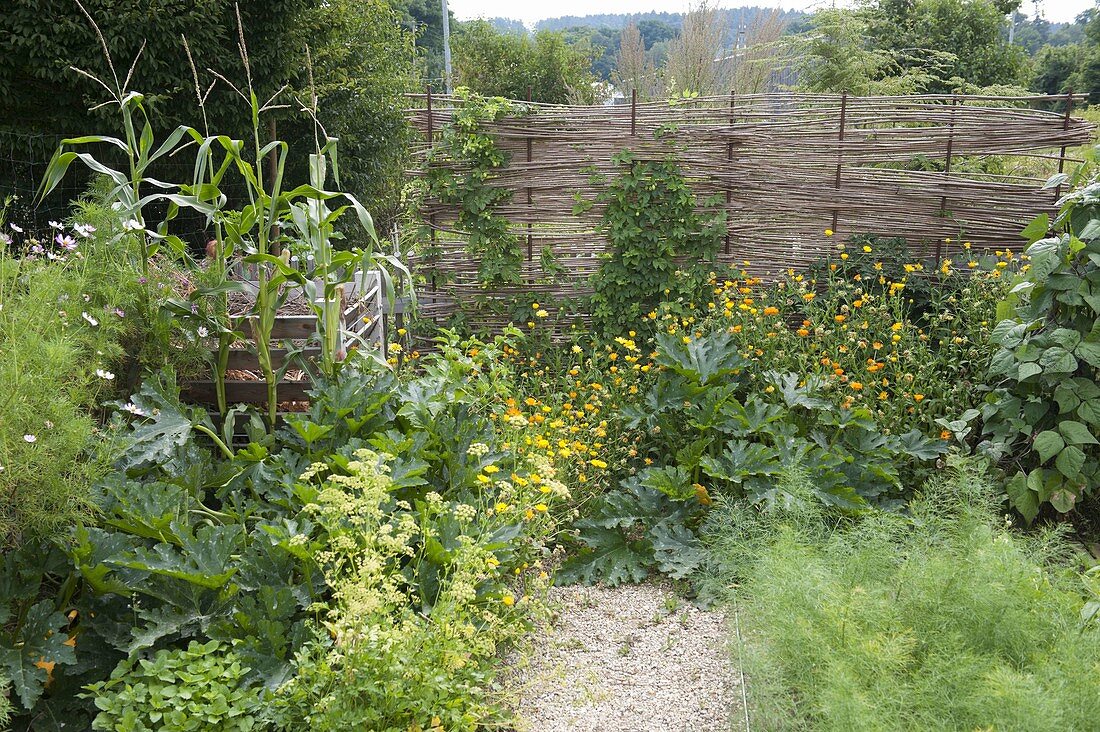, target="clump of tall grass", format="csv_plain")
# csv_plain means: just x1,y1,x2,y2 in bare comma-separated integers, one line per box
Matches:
700,459,1100,731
